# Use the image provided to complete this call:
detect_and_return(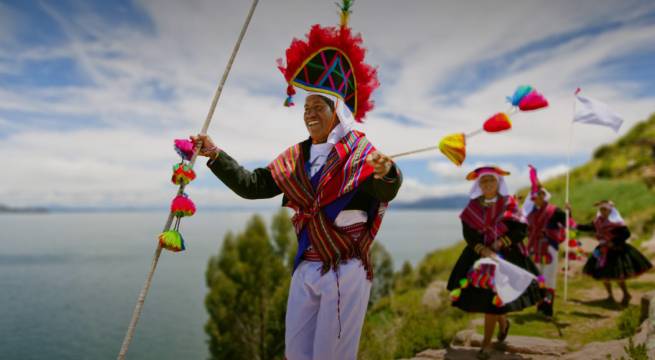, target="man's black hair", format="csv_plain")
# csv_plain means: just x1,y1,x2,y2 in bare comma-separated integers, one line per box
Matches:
317,95,335,112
